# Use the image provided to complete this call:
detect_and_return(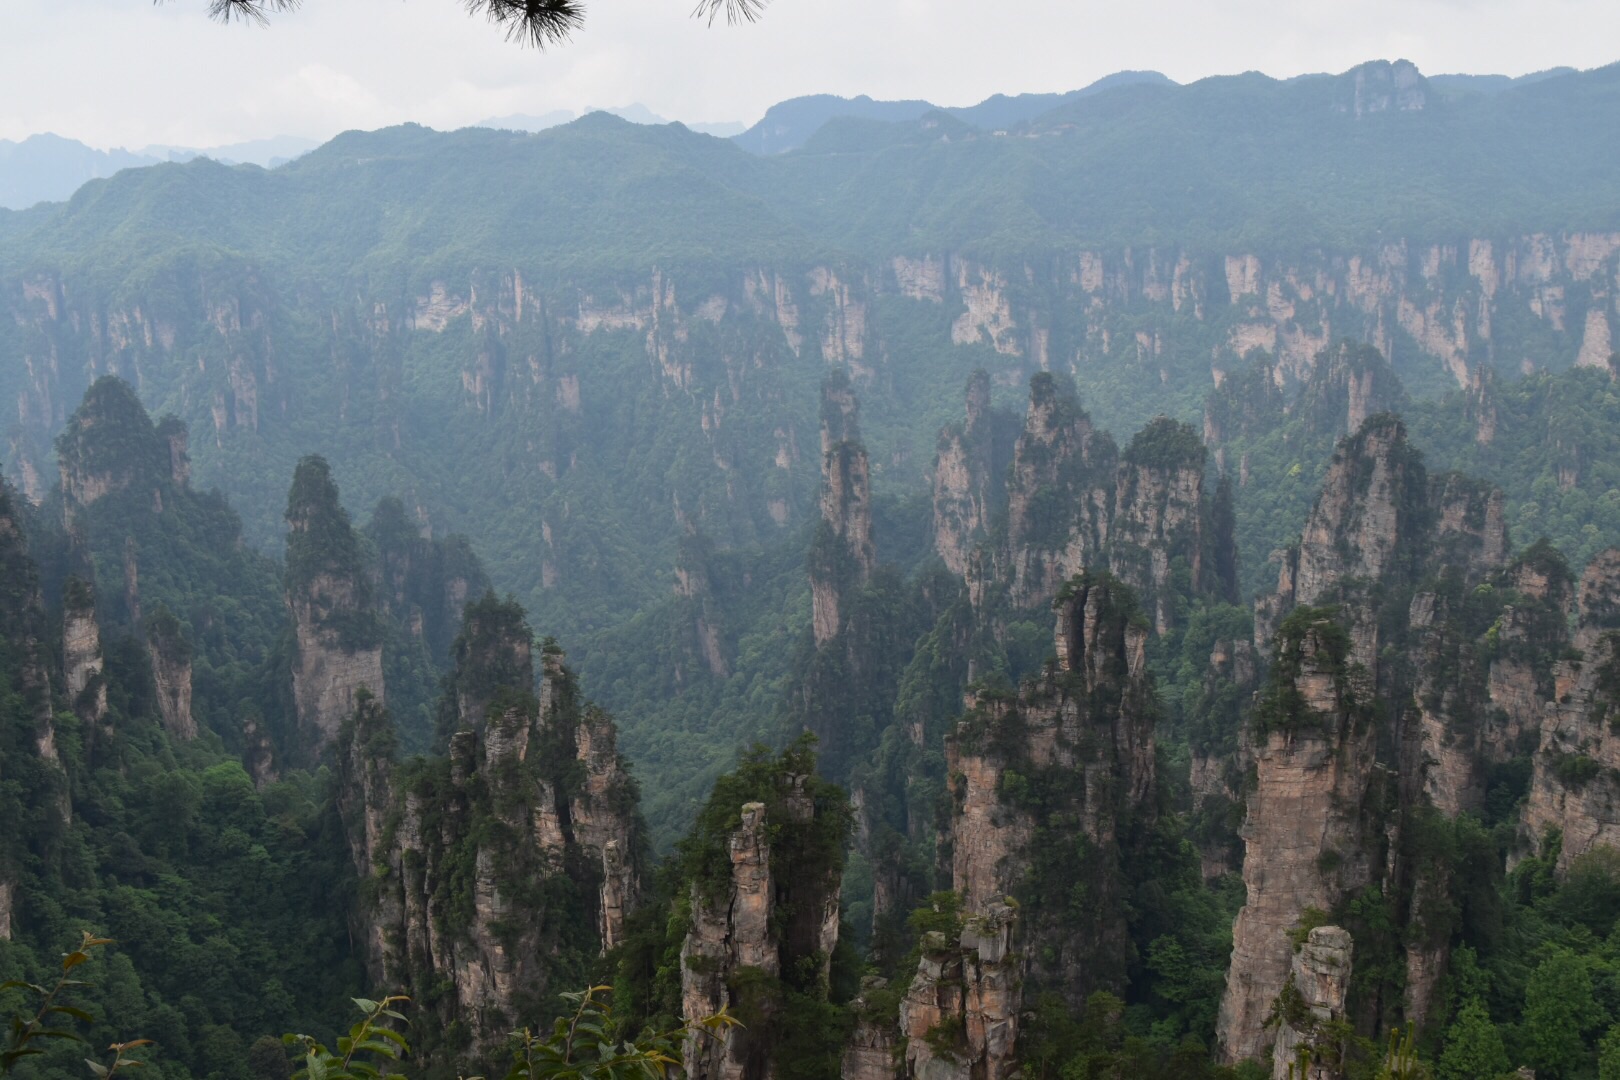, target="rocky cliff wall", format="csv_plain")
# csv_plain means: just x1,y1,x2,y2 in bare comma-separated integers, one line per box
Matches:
1522,549,1620,869
339,599,642,1064
1270,926,1355,1080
